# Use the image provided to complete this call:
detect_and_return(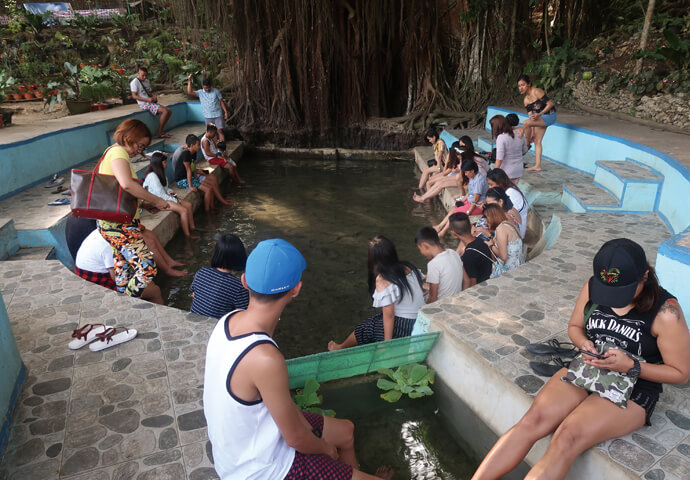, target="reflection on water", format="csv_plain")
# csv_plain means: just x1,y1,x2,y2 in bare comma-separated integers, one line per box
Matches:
320,377,479,479
160,156,450,358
